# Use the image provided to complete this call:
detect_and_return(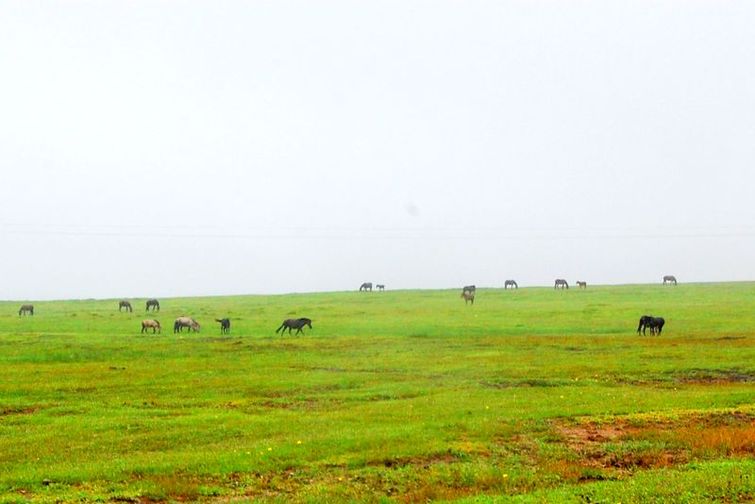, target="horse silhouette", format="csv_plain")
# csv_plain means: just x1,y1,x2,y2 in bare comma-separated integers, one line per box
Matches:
18,304,34,316
215,318,231,334
504,280,518,289
118,300,133,312
146,299,160,311
554,279,569,289
663,275,677,285
359,282,373,292
276,318,312,335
